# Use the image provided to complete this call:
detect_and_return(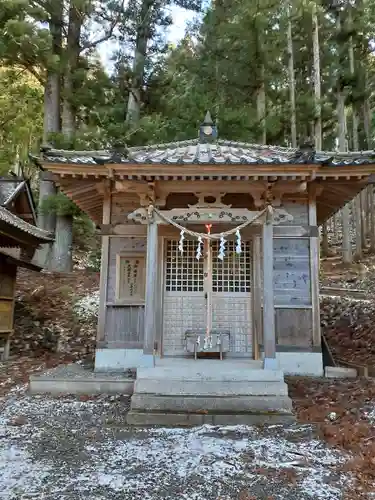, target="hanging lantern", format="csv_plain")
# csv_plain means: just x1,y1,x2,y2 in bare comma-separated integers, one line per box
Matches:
235,229,242,254
218,234,226,260
196,236,203,260
178,229,185,254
